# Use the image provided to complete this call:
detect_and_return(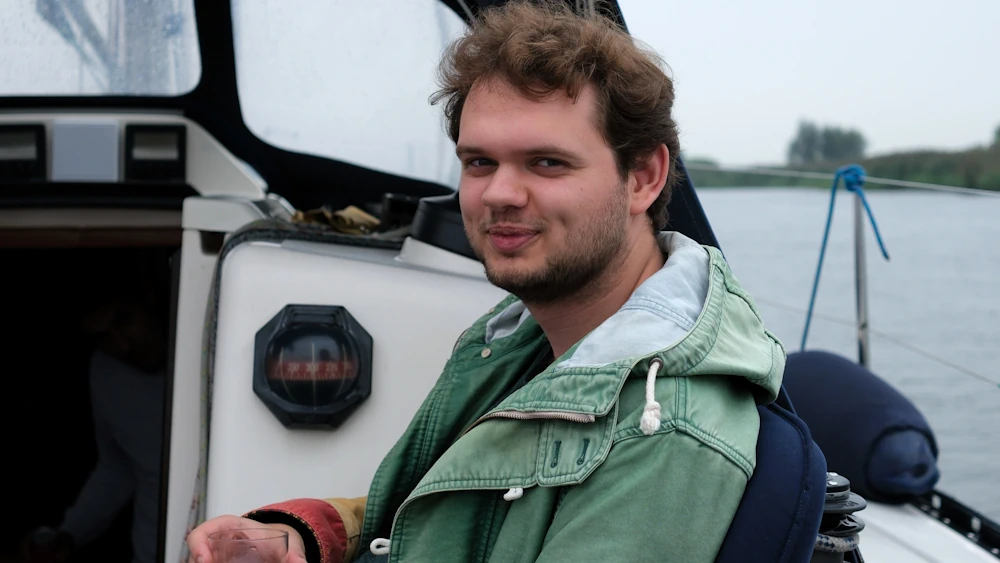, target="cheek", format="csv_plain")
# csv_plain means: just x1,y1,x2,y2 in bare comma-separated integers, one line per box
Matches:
459,183,483,222
535,184,603,227
458,182,483,215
